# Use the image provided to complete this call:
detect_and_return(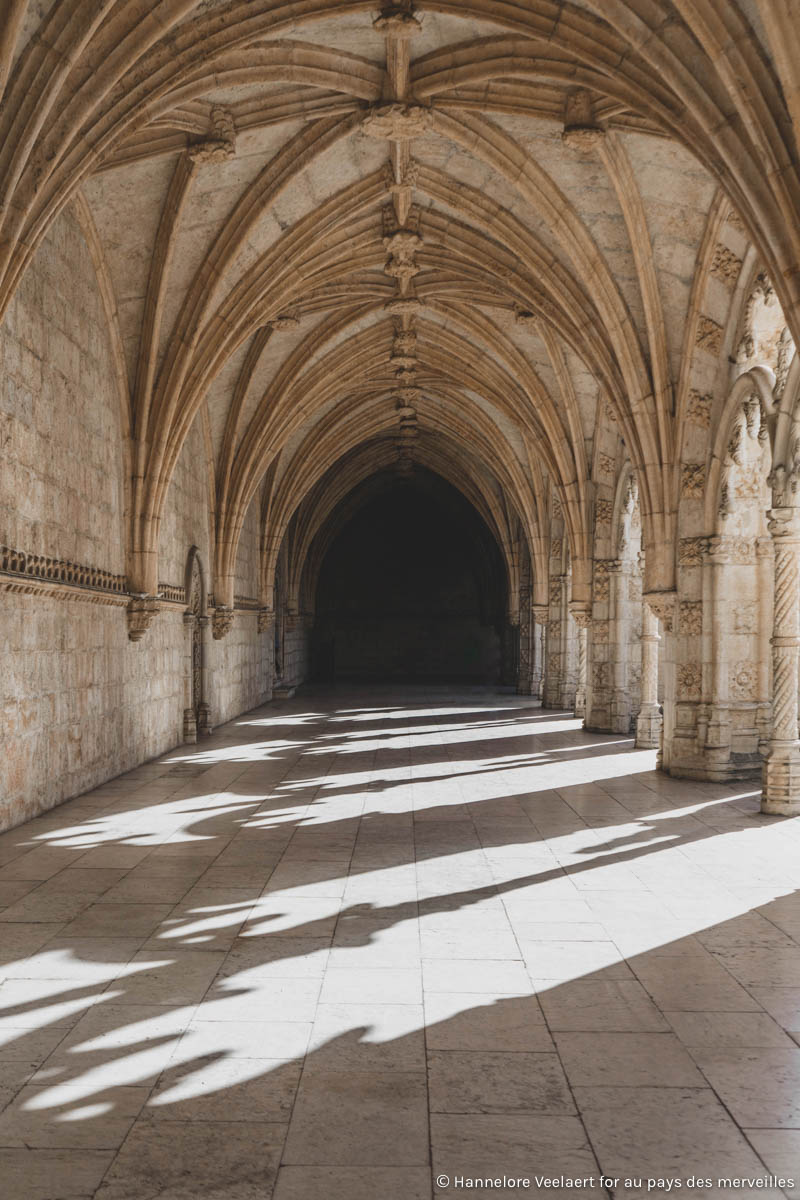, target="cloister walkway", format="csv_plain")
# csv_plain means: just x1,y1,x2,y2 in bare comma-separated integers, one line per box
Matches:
0,688,799,1199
